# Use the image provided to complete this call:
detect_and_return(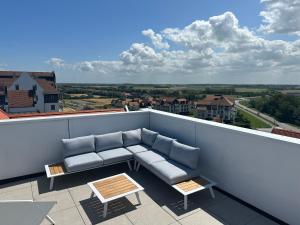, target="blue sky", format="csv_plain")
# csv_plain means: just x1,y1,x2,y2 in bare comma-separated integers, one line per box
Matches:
0,0,300,84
